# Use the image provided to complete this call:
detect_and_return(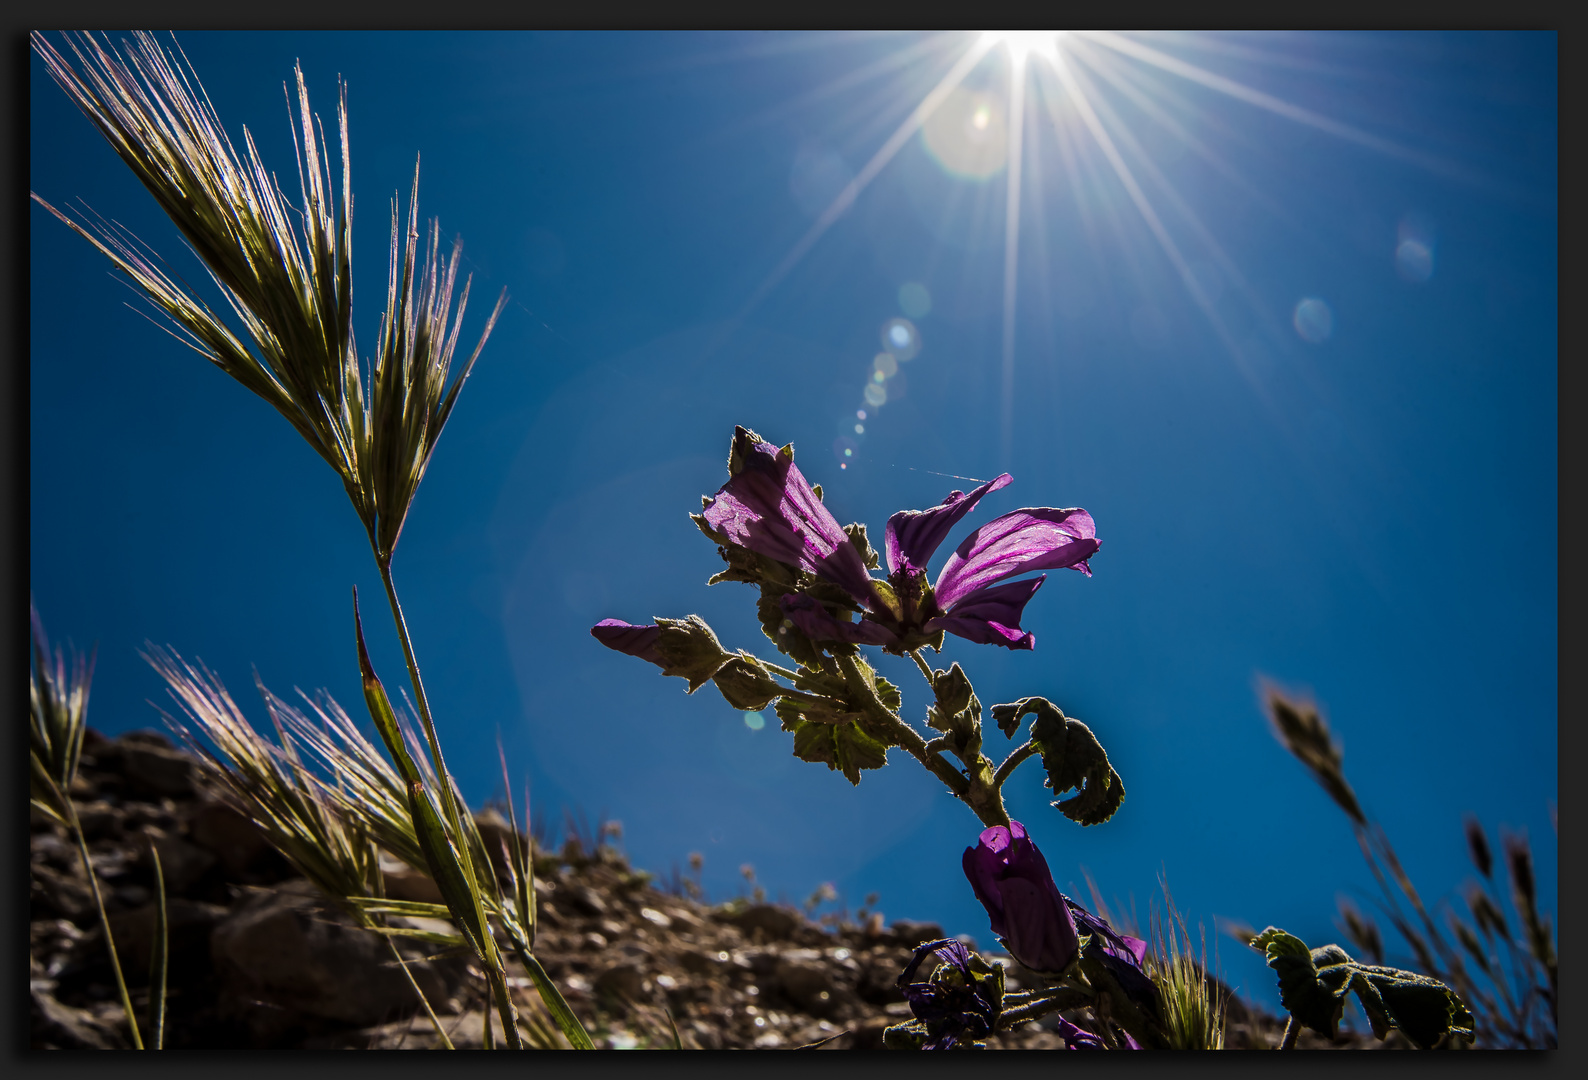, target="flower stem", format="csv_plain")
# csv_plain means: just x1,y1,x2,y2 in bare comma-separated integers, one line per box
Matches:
909,649,936,686
992,741,1037,790
996,986,1093,1030
1280,1015,1301,1050
831,652,1018,828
